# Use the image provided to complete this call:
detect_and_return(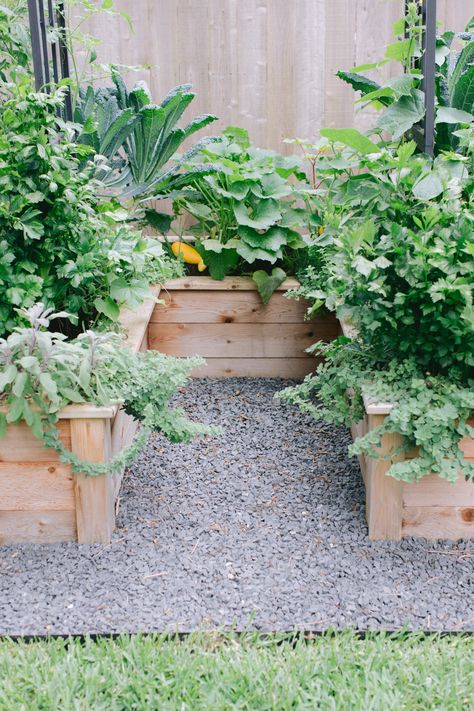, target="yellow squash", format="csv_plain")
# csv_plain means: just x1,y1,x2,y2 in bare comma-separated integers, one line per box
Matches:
171,242,207,272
